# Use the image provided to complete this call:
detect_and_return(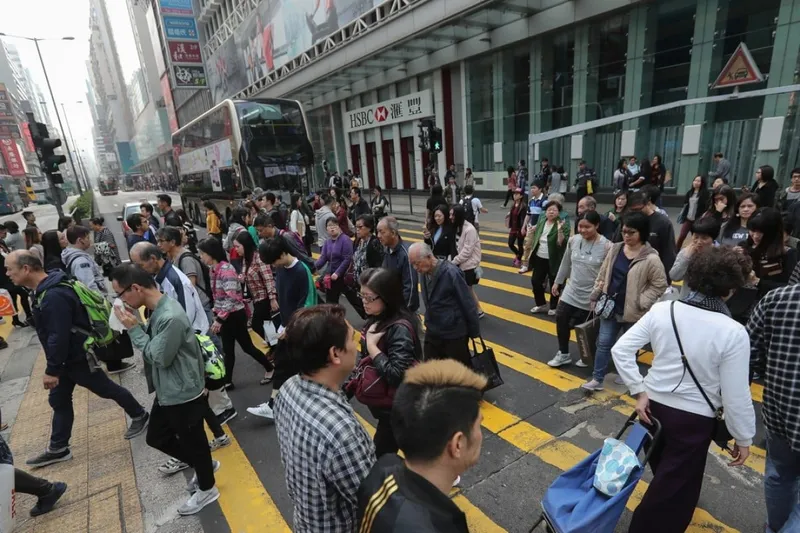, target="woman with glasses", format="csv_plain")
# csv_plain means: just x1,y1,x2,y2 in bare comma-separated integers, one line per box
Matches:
349,268,421,457
584,212,667,392
197,237,274,389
